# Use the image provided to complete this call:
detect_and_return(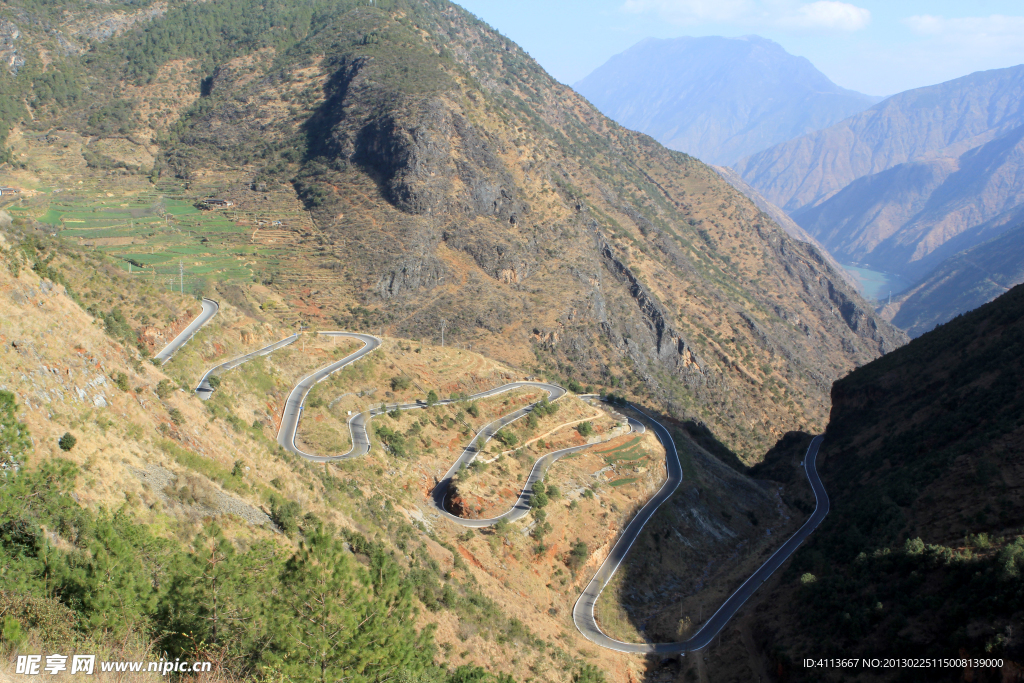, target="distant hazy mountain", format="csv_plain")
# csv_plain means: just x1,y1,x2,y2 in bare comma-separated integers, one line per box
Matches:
884,218,1024,337
574,35,878,165
734,64,1024,214
793,122,1024,281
